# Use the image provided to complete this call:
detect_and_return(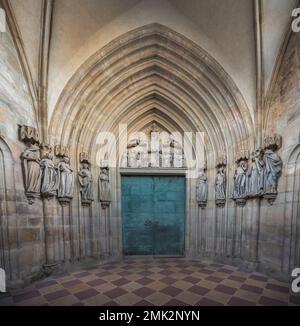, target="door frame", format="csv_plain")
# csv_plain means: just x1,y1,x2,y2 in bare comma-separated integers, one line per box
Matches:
119,168,188,257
